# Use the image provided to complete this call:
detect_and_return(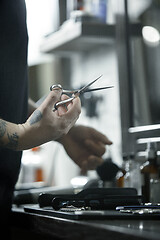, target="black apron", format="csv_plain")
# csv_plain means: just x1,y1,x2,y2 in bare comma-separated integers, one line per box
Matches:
0,0,28,217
